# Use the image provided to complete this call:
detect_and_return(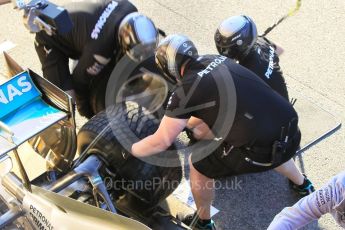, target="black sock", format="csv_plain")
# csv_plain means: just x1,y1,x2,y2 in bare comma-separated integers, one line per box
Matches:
298,178,308,188
198,218,212,226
